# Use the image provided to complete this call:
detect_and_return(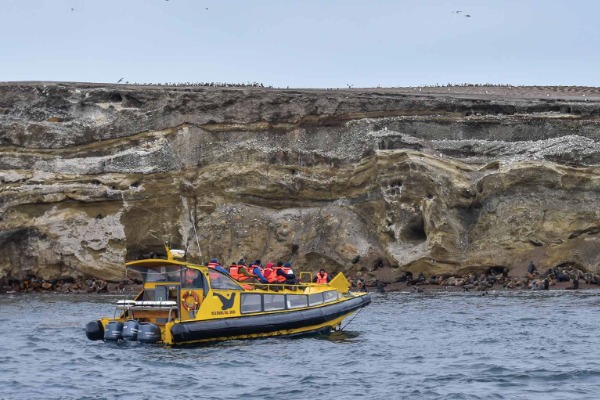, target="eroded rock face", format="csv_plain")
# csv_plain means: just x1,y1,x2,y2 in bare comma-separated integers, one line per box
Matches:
1,82,600,282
